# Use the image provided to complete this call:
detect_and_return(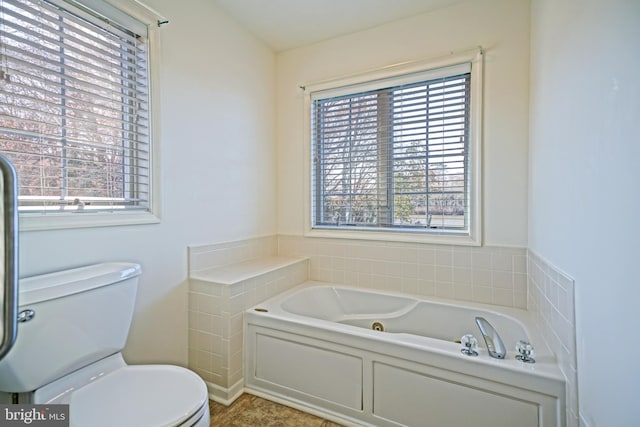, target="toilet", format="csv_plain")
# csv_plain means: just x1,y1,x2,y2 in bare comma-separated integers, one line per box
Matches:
0,263,210,427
